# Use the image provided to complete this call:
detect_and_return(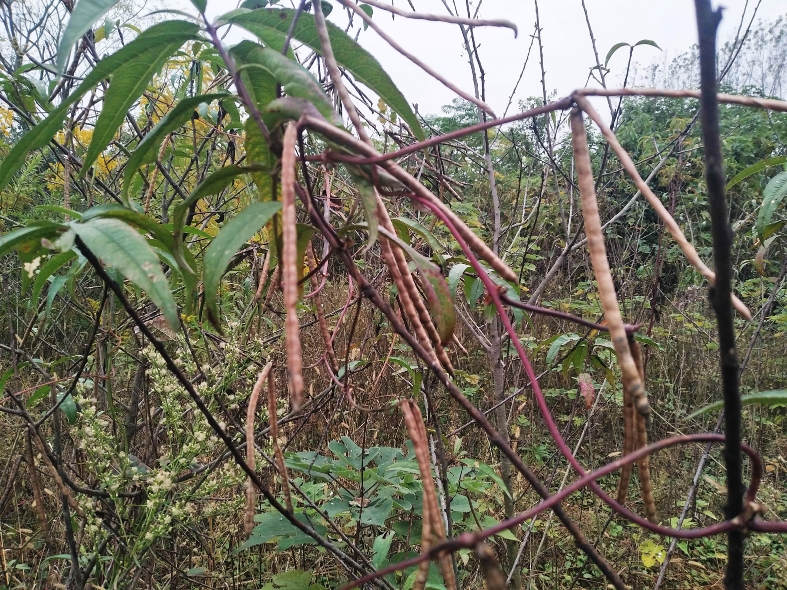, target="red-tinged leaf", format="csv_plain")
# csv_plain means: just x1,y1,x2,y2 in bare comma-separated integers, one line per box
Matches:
419,265,456,346
578,373,596,410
